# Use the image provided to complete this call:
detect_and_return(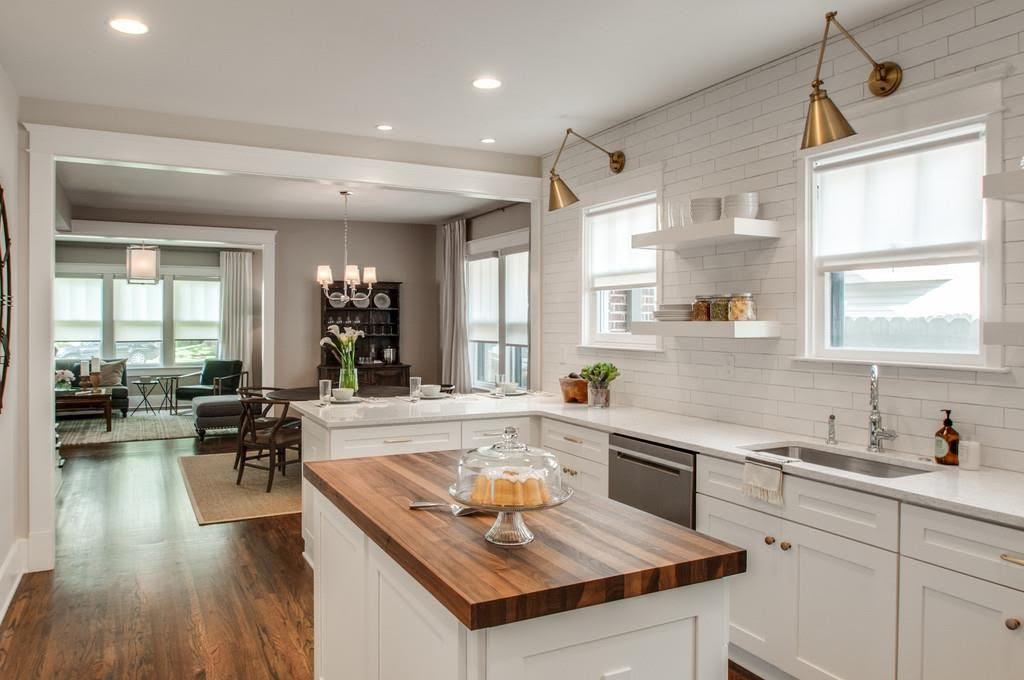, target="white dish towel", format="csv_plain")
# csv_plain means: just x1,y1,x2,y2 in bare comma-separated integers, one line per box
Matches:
742,462,784,506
